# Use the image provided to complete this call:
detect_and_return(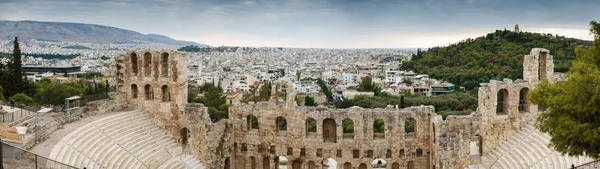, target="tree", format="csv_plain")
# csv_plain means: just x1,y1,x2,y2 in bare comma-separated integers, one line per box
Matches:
358,76,376,92
316,79,333,102
240,81,271,103
402,77,413,86
304,95,317,106
3,37,25,97
0,85,4,101
35,82,84,105
296,72,301,81
529,21,600,159
10,93,34,105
